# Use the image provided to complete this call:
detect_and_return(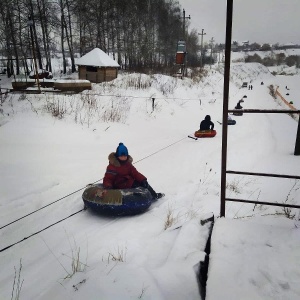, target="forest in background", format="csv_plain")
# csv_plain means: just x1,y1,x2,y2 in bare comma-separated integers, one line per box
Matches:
0,0,202,76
